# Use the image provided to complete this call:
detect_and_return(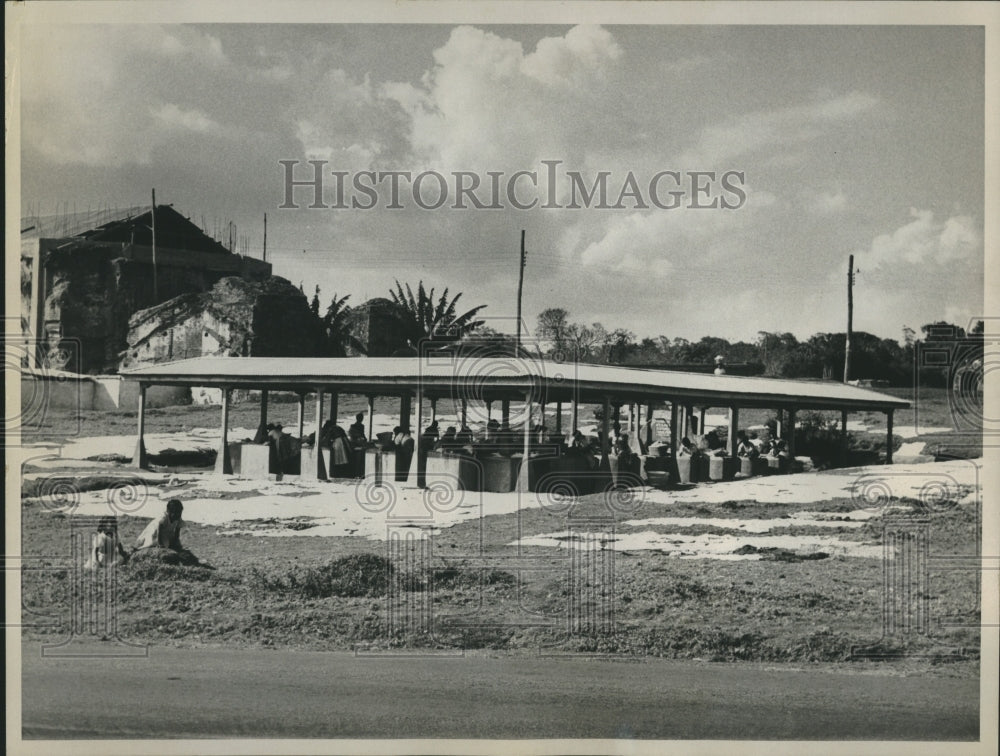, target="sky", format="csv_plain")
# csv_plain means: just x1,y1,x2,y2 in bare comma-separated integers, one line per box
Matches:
17,22,985,345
